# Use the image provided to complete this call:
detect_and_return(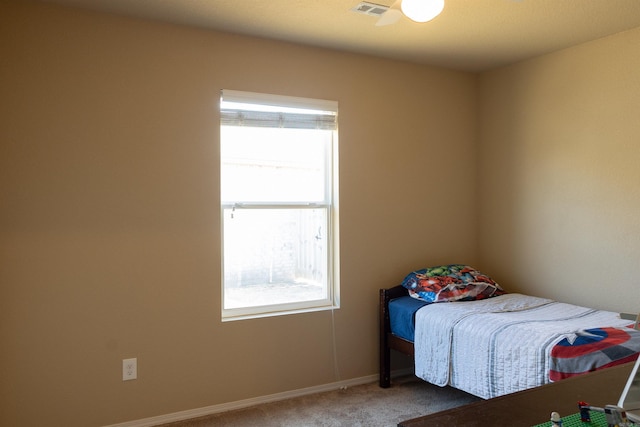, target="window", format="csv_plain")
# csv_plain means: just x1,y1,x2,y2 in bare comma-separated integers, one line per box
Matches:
220,90,339,320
